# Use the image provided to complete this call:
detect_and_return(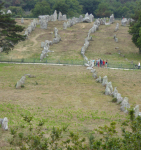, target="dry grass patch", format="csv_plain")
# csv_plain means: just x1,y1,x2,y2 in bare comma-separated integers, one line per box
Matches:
86,20,140,64
95,67,141,106
1,19,140,65
0,64,128,149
